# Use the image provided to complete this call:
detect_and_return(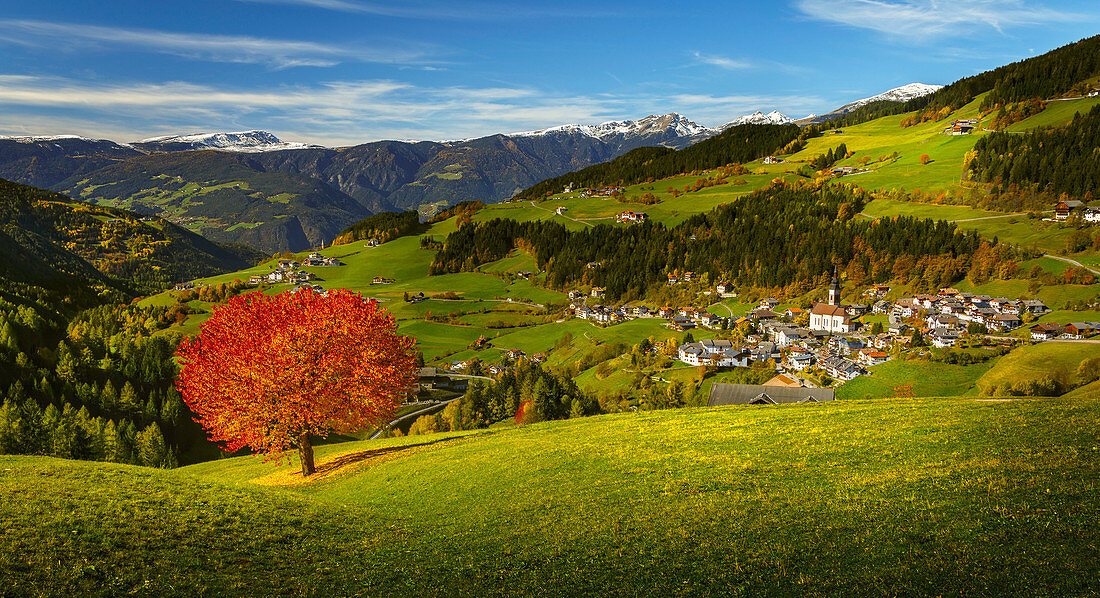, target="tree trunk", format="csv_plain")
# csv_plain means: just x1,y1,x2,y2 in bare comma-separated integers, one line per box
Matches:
298,433,315,476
